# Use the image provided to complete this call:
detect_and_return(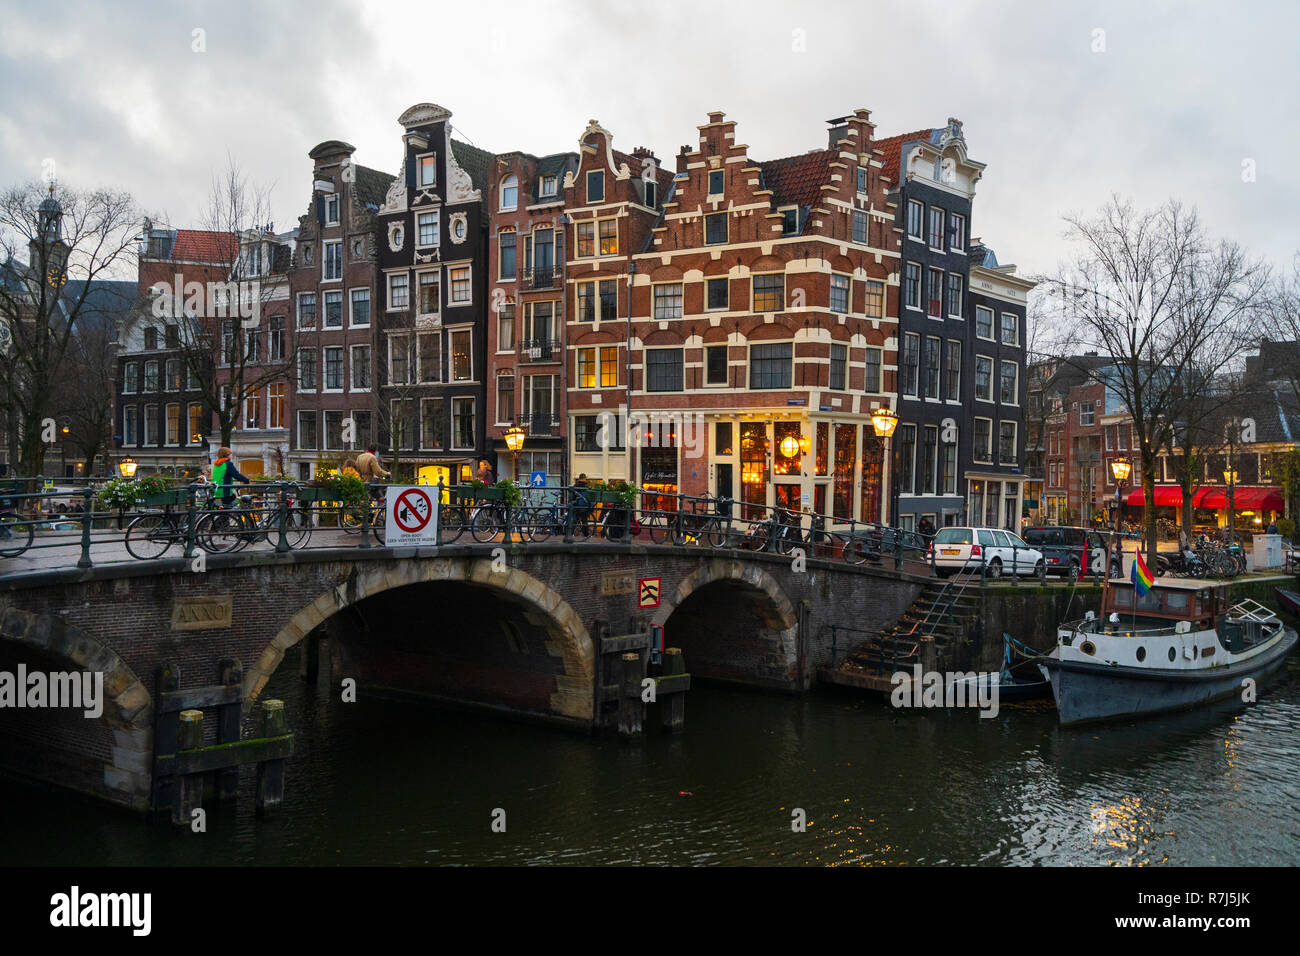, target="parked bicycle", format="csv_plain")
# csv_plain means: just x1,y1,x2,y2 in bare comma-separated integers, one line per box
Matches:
124,486,215,560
